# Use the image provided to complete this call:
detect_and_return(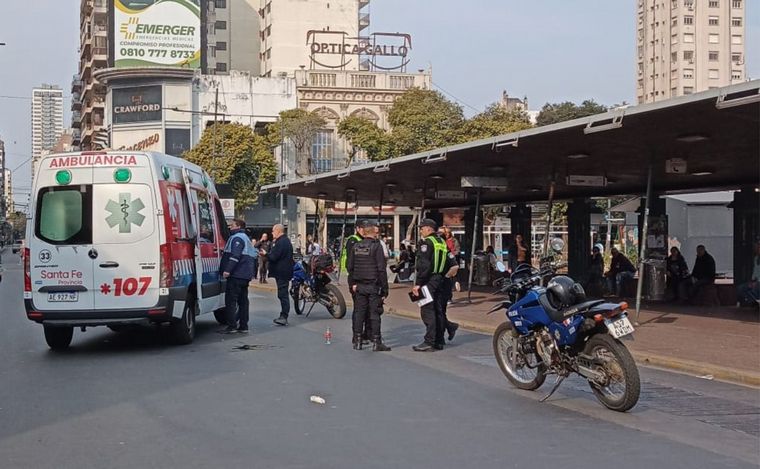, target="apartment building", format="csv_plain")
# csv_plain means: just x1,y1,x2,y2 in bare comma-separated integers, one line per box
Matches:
637,0,746,103
31,85,64,181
